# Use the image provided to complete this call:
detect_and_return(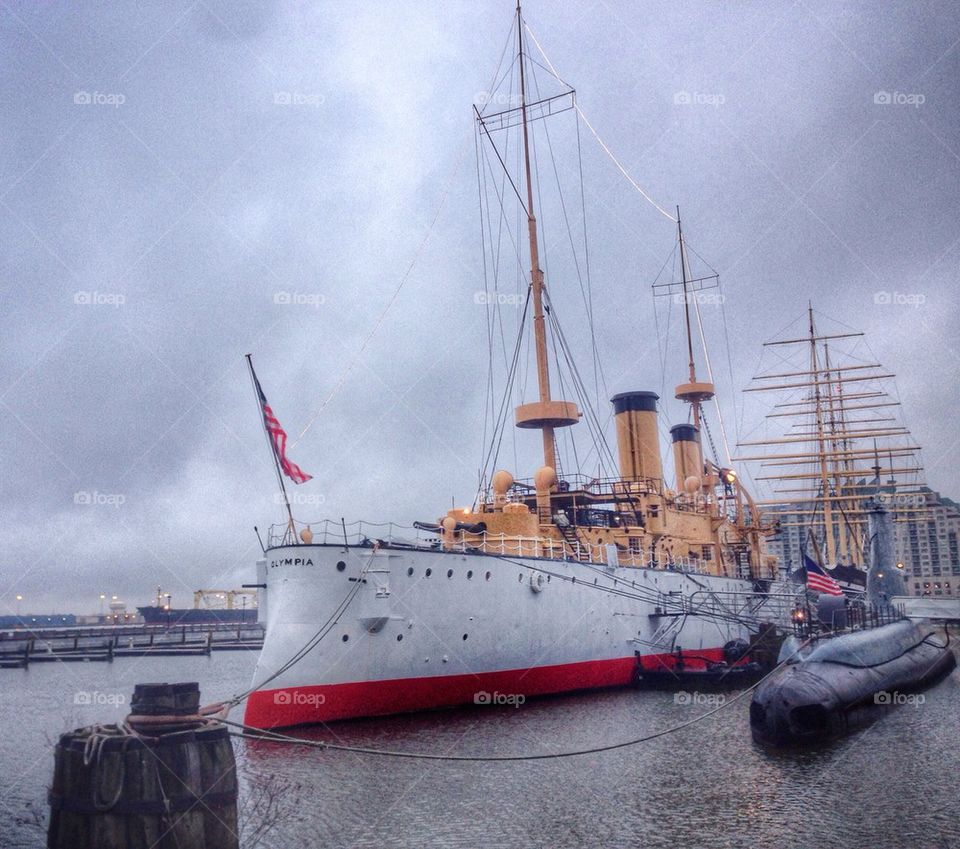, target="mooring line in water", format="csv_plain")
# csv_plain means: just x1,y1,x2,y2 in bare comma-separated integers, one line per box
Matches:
219,640,811,762
217,549,379,712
